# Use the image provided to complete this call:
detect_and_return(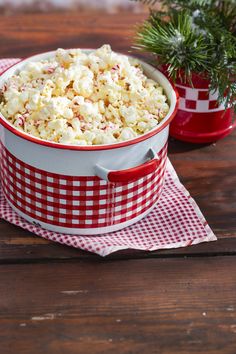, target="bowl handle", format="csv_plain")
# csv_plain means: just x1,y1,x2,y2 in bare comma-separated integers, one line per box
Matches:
94,148,160,183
